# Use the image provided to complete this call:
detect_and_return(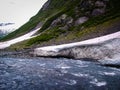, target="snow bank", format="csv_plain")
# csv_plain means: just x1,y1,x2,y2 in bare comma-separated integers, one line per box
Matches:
35,31,120,52
34,31,120,60
0,28,40,49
